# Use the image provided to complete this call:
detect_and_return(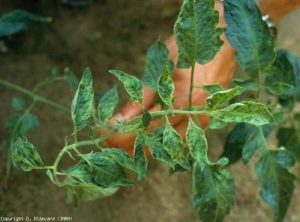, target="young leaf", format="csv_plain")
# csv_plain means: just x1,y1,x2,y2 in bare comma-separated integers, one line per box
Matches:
64,67,79,91
255,150,296,221
143,40,174,91
163,121,190,170
134,132,148,180
174,0,225,68
265,50,296,98
145,134,174,168
277,127,300,162
157,66,174,107
12,97,26,111
140,109,152,131
75,152,135,187
0,10,52,37
242,131,261,164
233,79,260,91
193,160,235,222
98,86,118,126
224,0,276,79
202,84,223,95
186,118,207,169
11,136,44,171
102,148,137,173
205,86,246,110
206,101,274,126
71,68,94,132
110,70,143,106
